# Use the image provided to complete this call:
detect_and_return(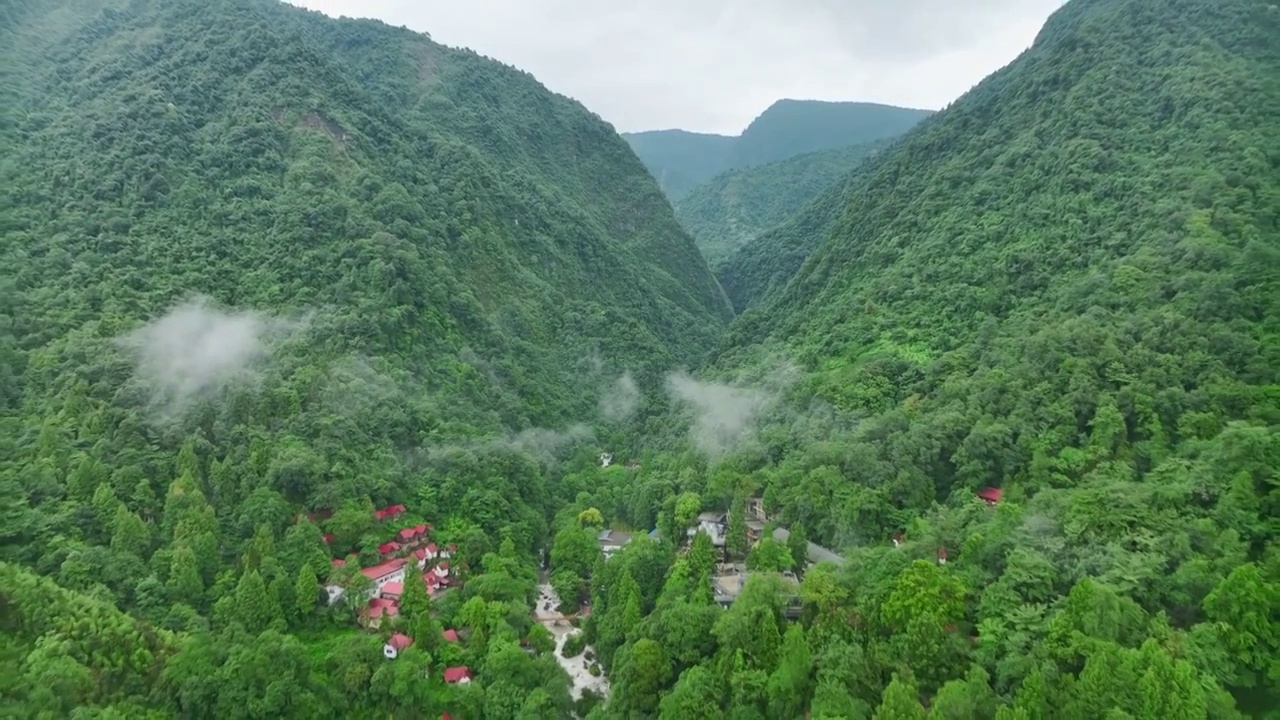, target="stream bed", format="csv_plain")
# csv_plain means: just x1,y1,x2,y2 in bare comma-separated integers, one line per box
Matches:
535,582,610,701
